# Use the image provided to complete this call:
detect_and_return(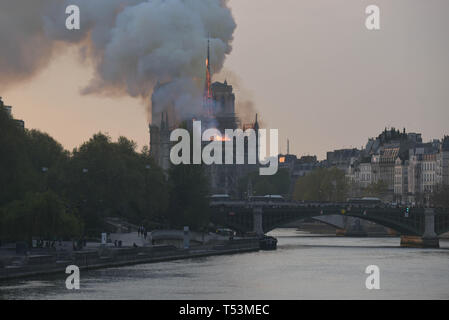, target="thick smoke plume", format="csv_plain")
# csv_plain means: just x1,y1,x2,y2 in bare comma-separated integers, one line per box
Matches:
215,69,265,128
0,0,236,122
